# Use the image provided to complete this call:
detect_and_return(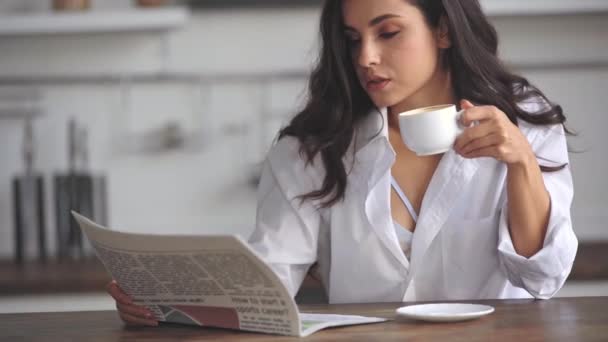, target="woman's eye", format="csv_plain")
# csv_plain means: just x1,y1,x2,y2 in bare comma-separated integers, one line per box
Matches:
380,31,400,39
346,37,361,45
